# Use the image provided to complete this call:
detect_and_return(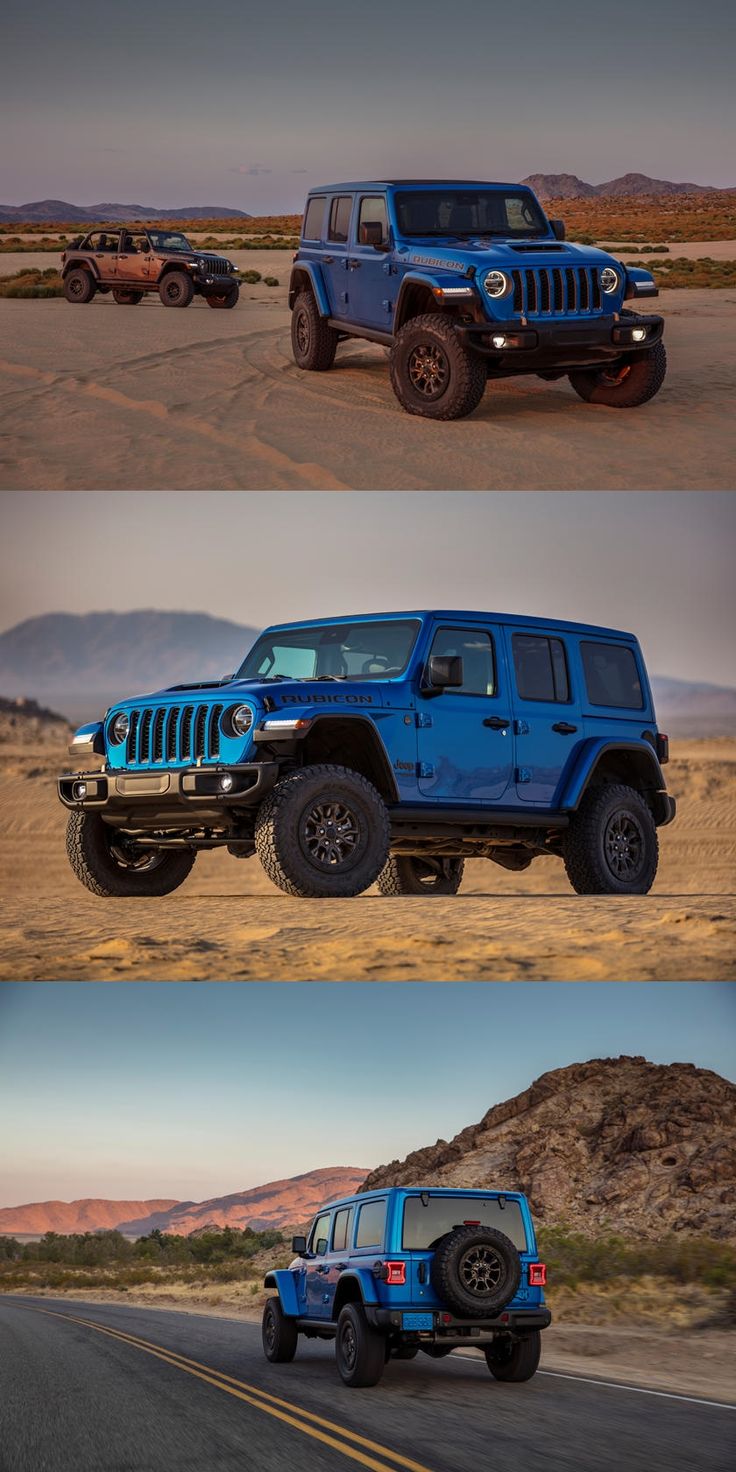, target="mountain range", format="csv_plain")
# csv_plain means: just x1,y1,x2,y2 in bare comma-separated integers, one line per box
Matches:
519,172,732,200
0,201,250,224
0,610,733,733
0,1168,368,1237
